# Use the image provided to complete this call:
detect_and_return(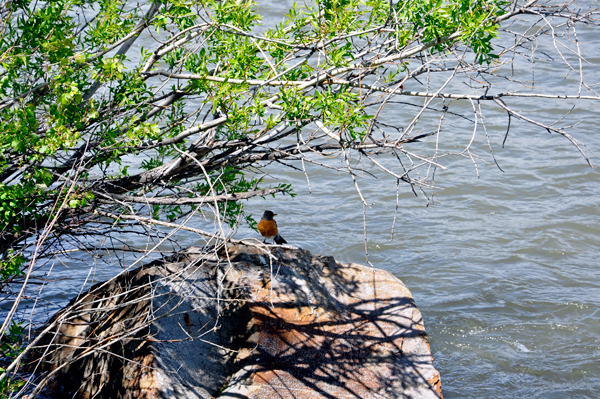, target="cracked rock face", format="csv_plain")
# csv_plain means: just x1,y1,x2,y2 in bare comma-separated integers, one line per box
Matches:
30,244,442,399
